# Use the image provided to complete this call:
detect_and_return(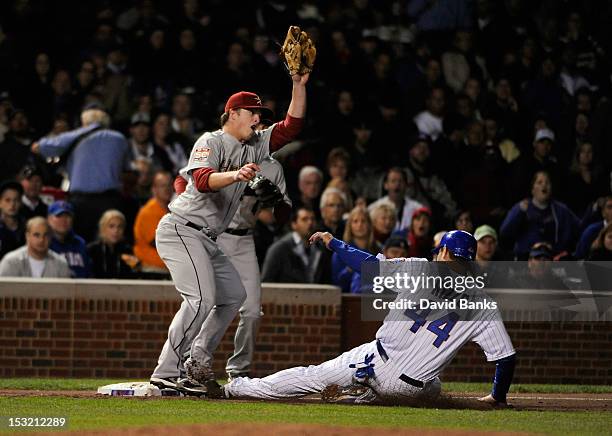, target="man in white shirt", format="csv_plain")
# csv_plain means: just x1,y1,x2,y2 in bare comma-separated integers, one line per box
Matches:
413,87,445,141
0,216,71,278
368,167,424,231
